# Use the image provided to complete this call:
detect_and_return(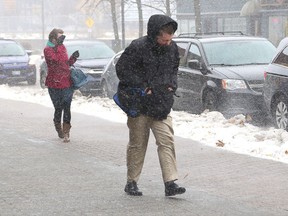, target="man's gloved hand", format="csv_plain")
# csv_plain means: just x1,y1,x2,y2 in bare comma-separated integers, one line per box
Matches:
57,35,66,45
72,50,80,58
